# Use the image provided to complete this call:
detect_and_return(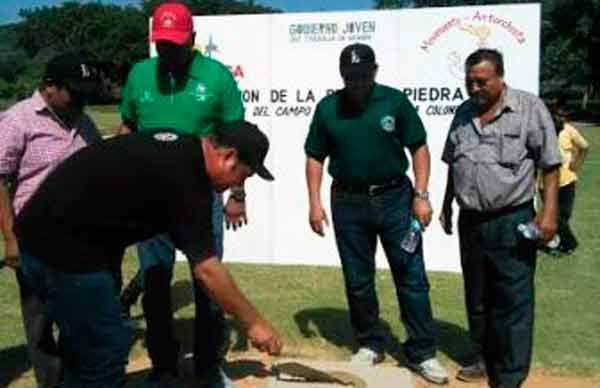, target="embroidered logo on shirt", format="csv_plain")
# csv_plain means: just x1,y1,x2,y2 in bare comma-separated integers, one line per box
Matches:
153,132,179,142
139,90,155,104
380,115,395,132
190,82,215,102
